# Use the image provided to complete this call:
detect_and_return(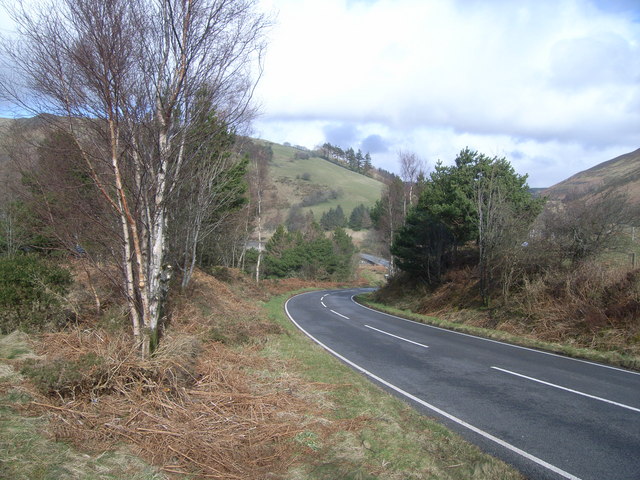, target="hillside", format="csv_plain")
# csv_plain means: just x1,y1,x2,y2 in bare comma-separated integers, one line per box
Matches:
260,140,385,227
543,147,640,204
0,118,385,231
